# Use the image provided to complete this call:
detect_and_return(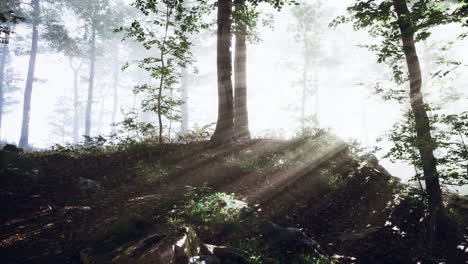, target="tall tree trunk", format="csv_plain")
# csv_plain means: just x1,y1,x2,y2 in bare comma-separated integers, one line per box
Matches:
233,0,251,140
69,57,81,144
111,46,120,134
393,0,452,245
301,29,310,130
84,23,96,141
211,0,234,143
314,62,319,119
19,0,40,149
0,26,10,140
180,67,188,134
